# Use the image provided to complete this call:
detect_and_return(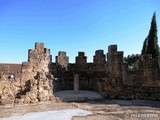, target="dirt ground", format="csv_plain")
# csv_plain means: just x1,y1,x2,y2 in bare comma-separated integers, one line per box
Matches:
0,100,160,120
